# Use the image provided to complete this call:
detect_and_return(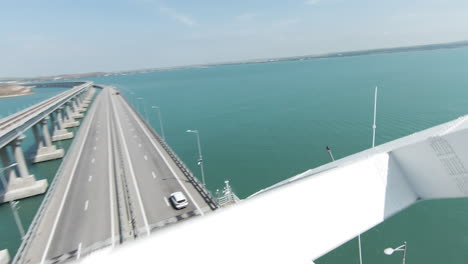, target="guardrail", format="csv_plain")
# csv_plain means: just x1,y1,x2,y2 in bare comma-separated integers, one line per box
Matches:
0,82,93,149
13,88,98,264
122,96,219,211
